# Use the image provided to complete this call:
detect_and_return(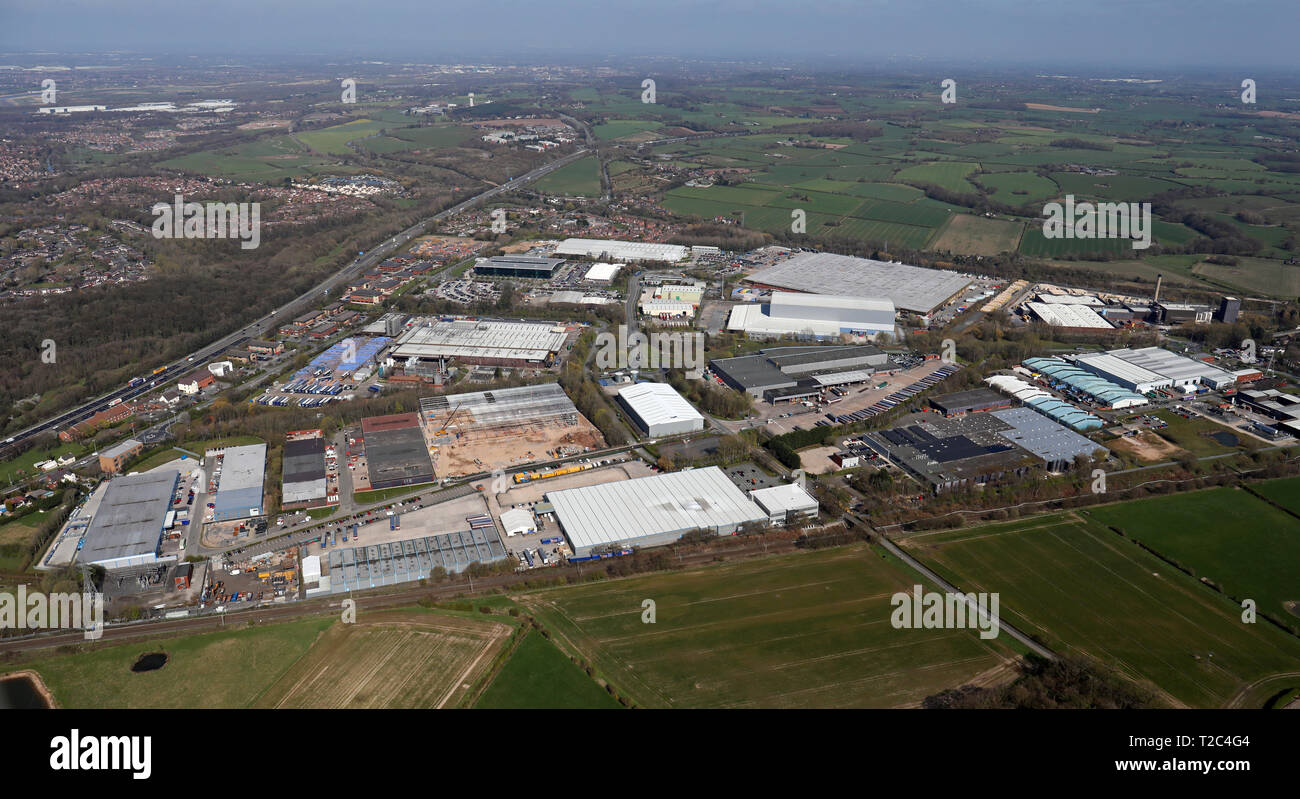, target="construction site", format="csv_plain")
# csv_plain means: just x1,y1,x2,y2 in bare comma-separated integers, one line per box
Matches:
417,383,606,477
